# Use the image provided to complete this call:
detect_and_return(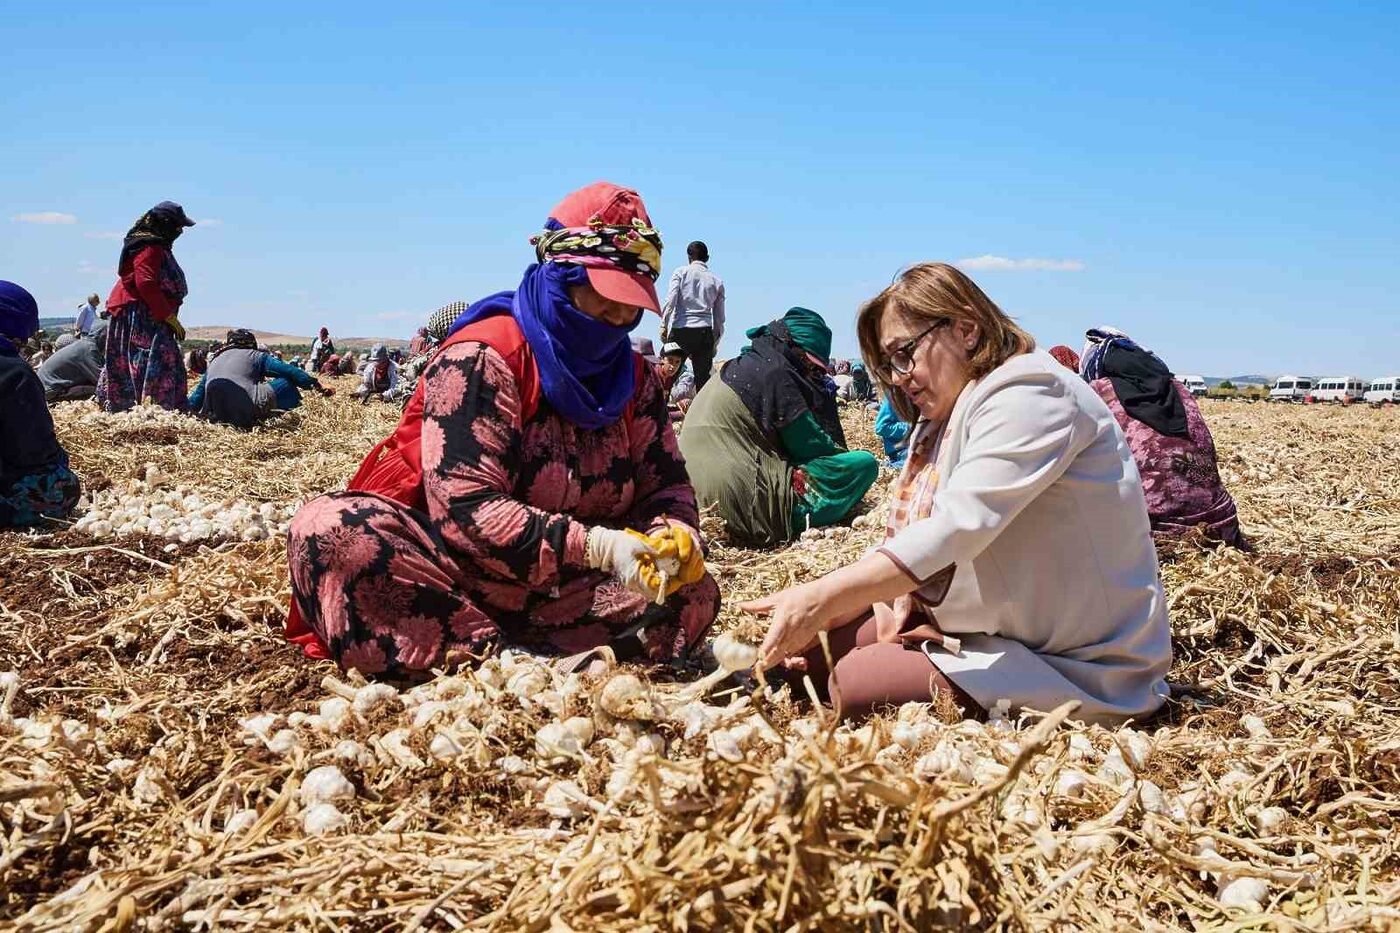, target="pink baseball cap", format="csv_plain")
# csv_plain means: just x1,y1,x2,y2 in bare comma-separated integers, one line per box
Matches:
546,182,662,314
